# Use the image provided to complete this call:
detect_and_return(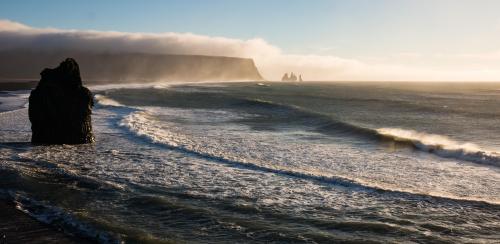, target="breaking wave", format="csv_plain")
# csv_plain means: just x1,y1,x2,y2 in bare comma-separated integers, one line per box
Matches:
0,190,121,243
226,98,500,168
104,88,500,169
94,94,125,107
376,128,500,167
118,109,500,205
